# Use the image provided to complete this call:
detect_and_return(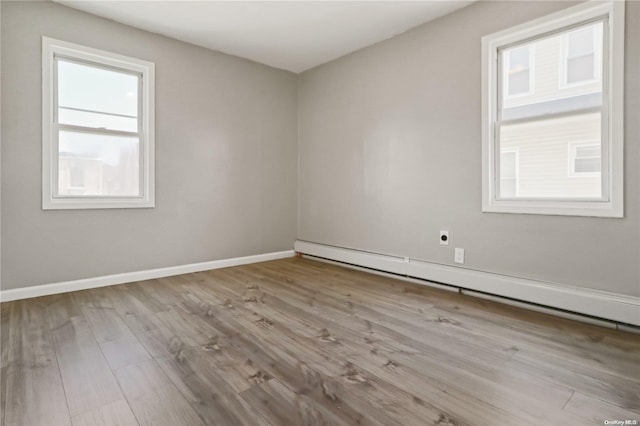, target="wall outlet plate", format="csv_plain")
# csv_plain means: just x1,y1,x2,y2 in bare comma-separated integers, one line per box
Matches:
454,248,465,264
440,231,449,245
